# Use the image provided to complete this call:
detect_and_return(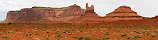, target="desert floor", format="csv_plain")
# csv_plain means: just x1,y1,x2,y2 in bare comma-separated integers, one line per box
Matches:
0,21,158,40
